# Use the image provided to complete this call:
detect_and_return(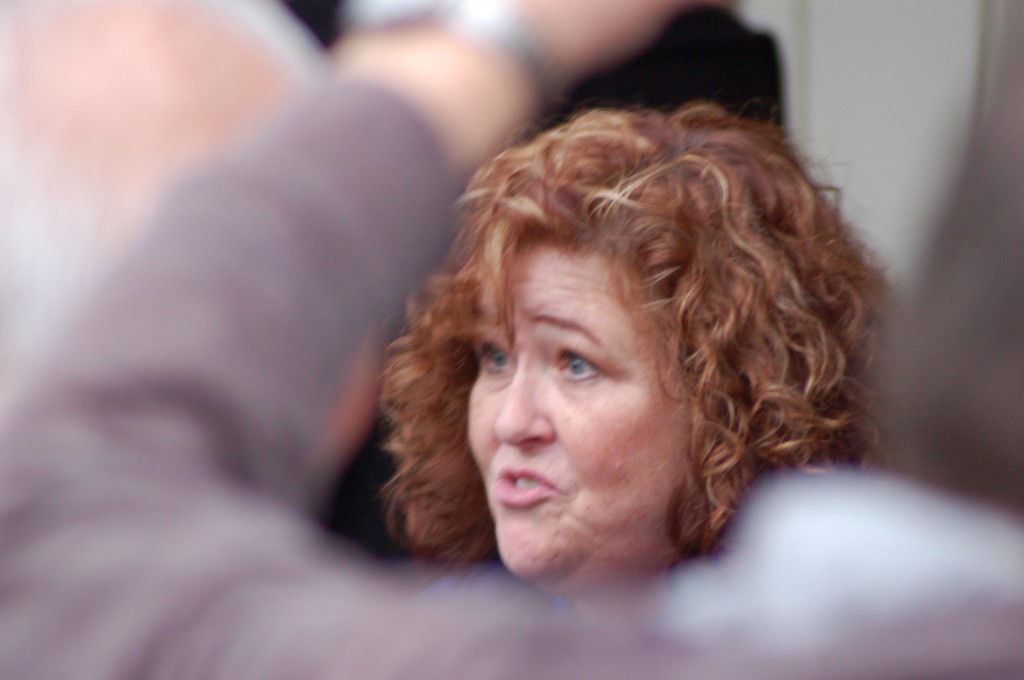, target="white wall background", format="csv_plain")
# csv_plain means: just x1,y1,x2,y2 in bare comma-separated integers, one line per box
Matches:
736,0,1017,288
